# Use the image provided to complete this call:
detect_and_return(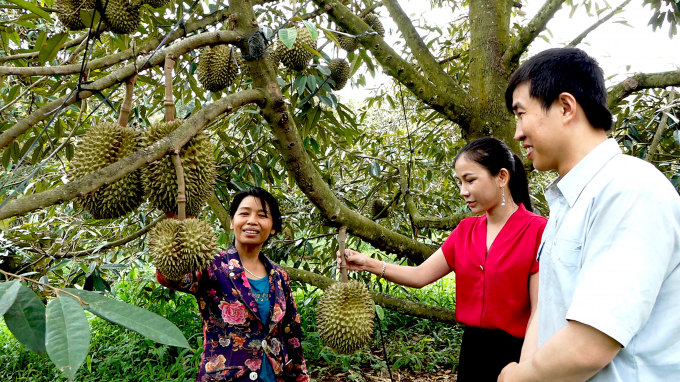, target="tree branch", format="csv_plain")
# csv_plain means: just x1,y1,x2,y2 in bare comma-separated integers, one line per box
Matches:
503,0,566,73
311,0,470,127
0,29,241,151
0,8,234,77
568,0,632,47
283,266,457,324
0,88,265,220
207,191,230,232
53,215,166,259
302,1,383,20
646,90,677,162
382,0,462,92
400,171,471,230
231,0,437,264
608,69,680,109
0,33,88,63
